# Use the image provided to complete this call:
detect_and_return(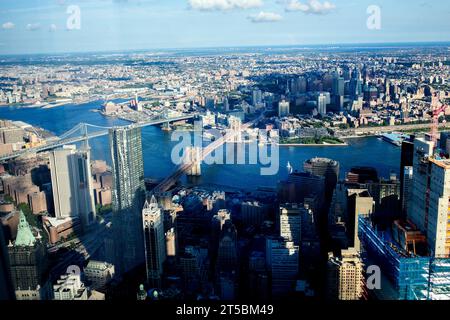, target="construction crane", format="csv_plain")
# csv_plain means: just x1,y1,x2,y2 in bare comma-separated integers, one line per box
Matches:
429,93,448,148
